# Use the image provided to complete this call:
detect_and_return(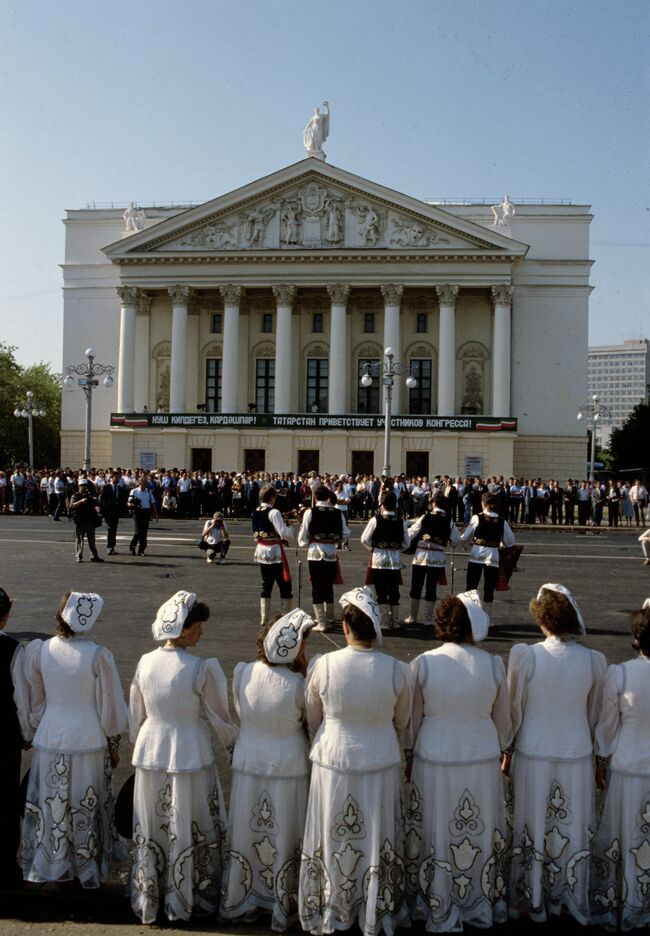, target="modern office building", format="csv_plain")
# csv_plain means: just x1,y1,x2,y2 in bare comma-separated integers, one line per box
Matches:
588,338,650,441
